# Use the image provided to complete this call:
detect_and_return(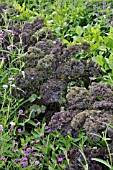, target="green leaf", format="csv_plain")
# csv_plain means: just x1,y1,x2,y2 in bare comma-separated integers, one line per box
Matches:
18,122,25,126
4,150,14,157
95,55,104,67
59,96,66,104
28,94,37,102
98,46,107,51
62,39,70,45
20,138,25,146
76,26,83,36
31,130,39,137
41,105,46,113
27,120,36,126
109,54,113,62
105,58,113,70
50,5,55,10
91,158,112,169
29,104,46,114
29,104,44,115
106,38,113,49
51,145,56,151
